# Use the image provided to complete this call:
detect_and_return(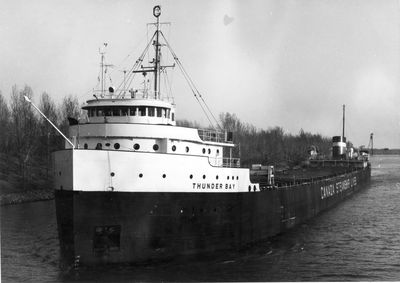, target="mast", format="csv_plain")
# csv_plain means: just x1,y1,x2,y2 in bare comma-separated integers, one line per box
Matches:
153,5,161,99
99,43,112,97
342,104,345,139
370,133,374,155
100,47,105,96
